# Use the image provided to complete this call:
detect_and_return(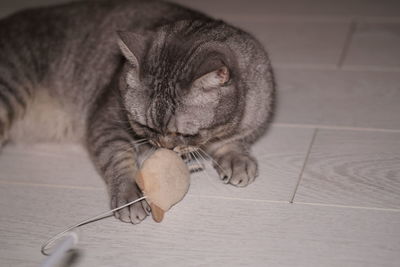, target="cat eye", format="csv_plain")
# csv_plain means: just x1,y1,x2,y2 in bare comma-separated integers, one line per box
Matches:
131,120,161,135
168,131,199,139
